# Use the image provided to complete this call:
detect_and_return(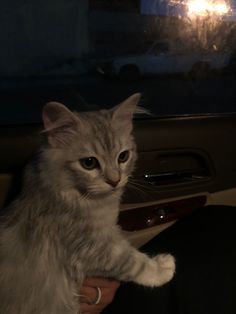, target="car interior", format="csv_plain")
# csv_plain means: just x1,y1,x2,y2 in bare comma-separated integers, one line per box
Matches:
1,0,236,313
